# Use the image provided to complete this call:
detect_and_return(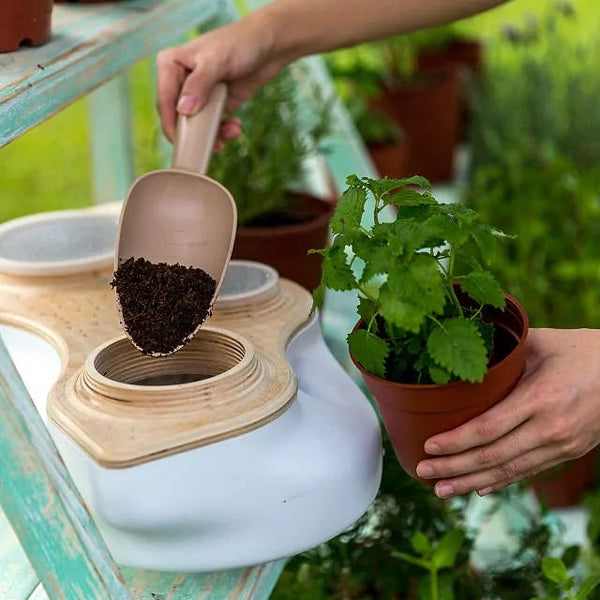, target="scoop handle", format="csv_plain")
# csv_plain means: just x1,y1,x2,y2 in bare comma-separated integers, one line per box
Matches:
172,83,228,175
